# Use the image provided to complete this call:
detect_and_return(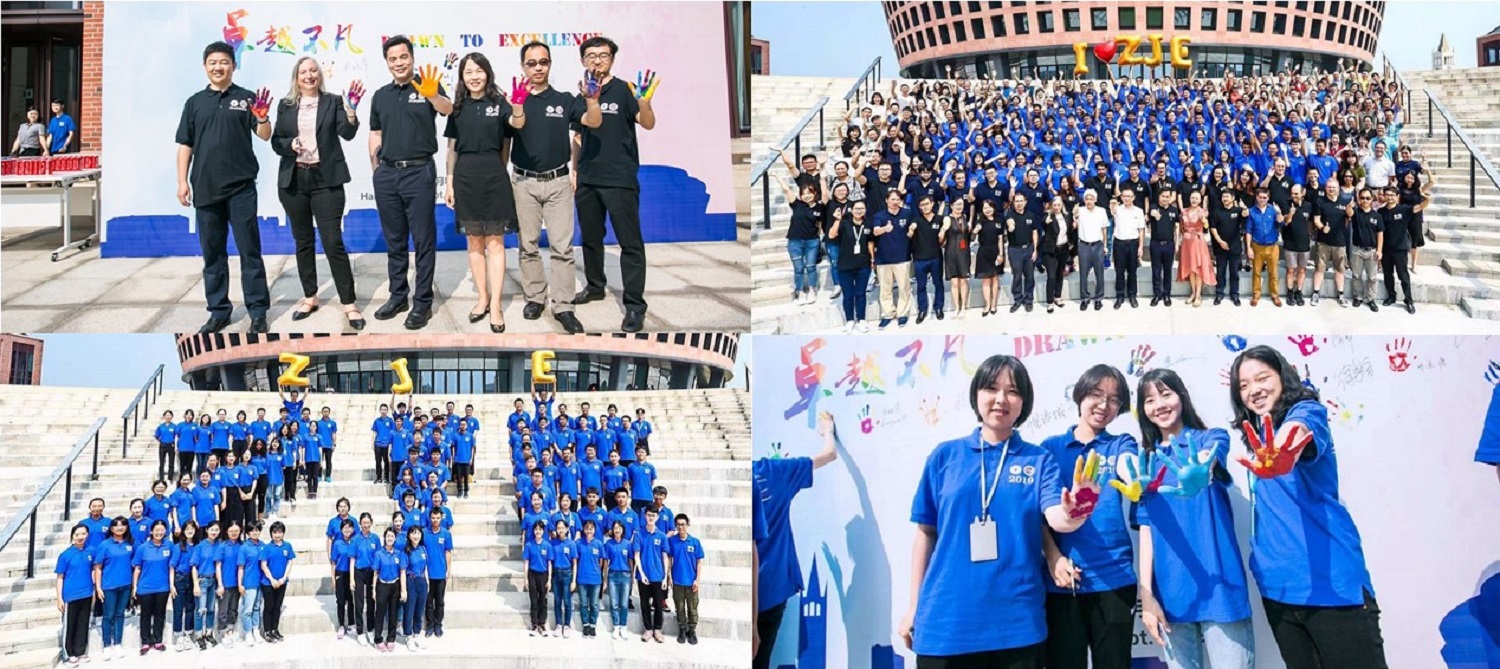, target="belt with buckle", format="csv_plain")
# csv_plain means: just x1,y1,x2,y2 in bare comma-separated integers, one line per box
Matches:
515,165,569,181
381,157,431,169
295,162,320,170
